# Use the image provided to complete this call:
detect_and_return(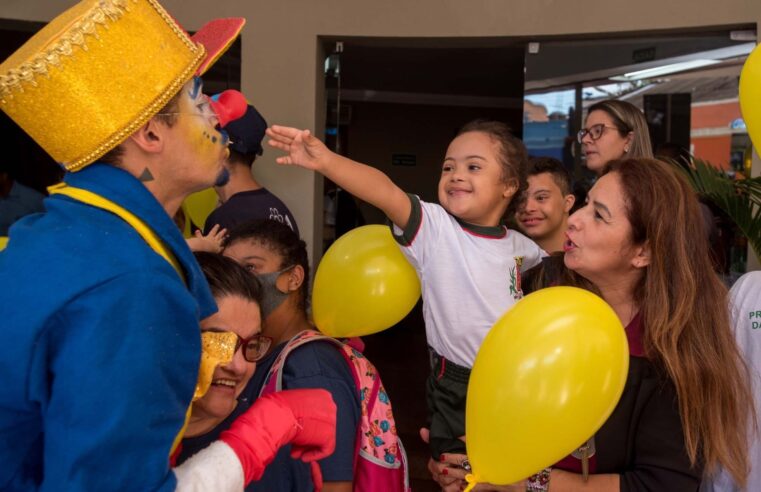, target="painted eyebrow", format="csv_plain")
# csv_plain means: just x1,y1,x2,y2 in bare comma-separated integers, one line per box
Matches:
188,76,203,99
202,327,228,333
